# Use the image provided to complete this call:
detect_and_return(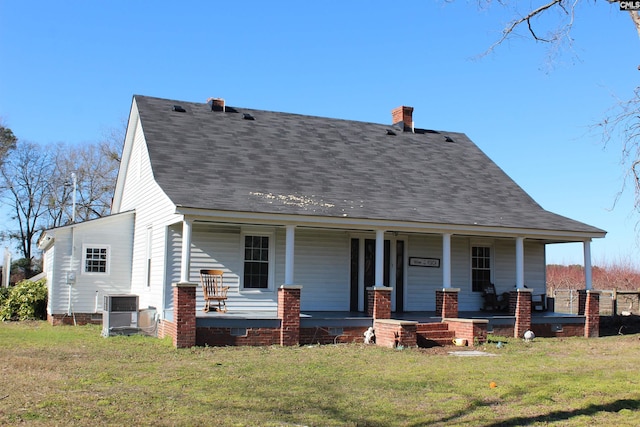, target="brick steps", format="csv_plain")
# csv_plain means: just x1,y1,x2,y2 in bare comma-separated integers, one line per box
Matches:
416,322,455,348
